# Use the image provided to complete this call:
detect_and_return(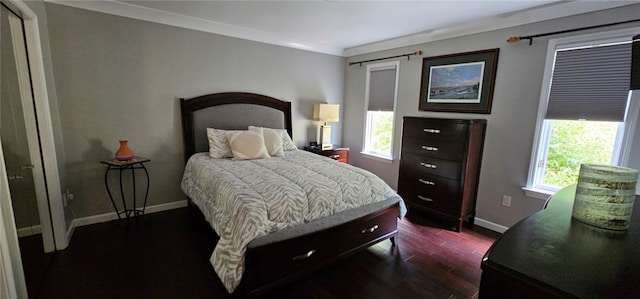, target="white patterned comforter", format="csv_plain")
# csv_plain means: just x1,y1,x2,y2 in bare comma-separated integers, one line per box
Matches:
180,150,404,293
